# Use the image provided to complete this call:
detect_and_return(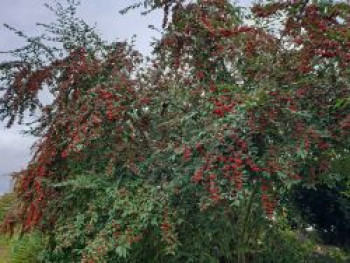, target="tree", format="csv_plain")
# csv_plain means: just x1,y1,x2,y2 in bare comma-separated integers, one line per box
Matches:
1,0,349,262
